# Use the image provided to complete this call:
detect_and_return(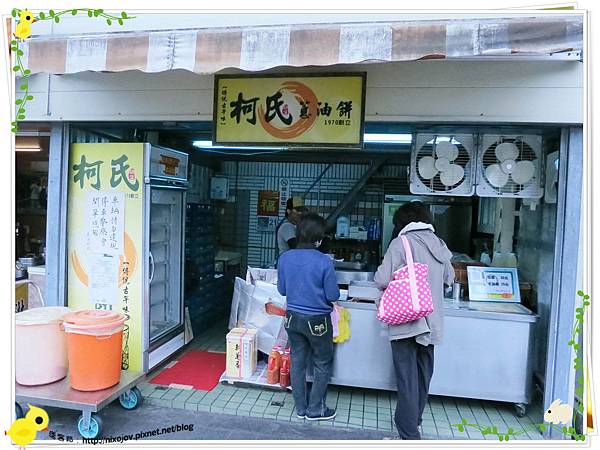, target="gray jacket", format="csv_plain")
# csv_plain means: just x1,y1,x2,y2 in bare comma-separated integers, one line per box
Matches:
374,222,454,346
